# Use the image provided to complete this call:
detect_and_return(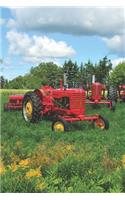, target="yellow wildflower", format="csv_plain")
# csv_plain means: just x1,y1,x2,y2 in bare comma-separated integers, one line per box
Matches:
0,164,6,174
65,144,74,153
25,168,41,179
36,181,46,190
122,155,125,168
19,159,30,168
10,162,18,172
